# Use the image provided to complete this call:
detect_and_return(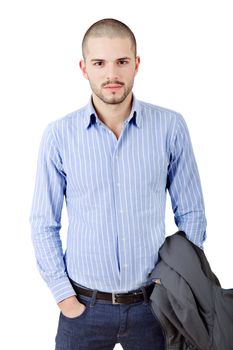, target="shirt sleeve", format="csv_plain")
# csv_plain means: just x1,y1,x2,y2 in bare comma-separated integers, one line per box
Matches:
30,123,76,303
167,113,207,248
